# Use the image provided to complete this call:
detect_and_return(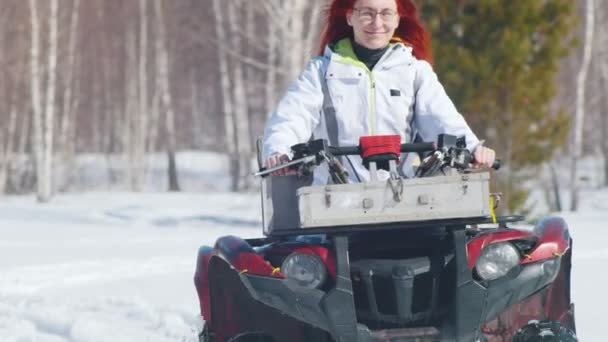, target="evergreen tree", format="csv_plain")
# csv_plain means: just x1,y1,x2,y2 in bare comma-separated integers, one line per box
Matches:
419,0,578,212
